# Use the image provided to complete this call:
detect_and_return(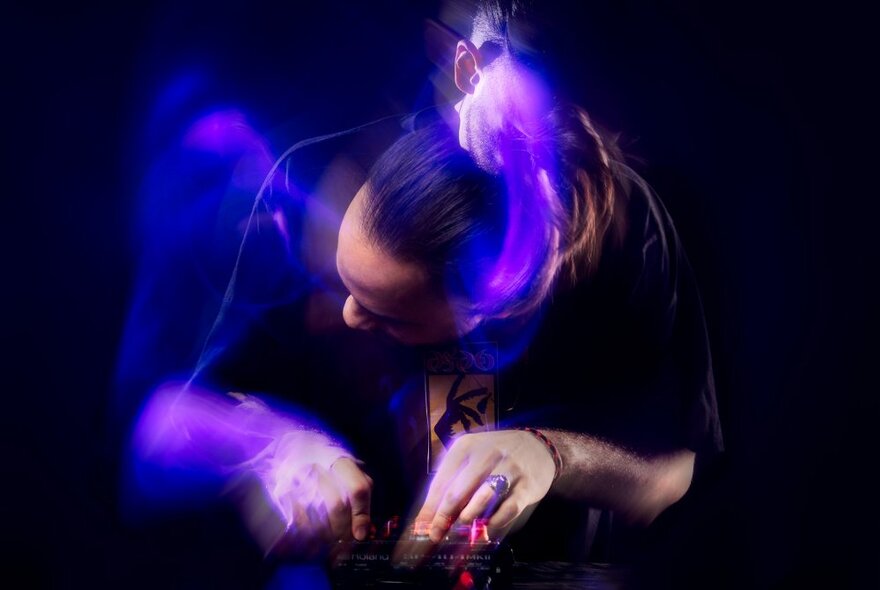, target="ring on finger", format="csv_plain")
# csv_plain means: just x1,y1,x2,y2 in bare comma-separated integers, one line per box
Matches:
484,474,511,498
